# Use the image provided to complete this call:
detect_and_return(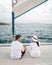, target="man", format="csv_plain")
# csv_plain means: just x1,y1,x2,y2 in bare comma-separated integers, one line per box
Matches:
10,34,27,59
